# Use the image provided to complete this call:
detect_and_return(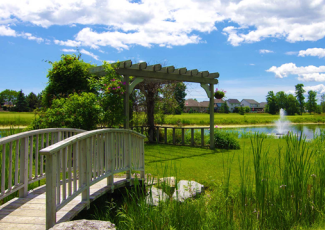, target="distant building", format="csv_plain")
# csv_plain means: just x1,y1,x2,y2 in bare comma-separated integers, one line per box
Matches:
225,99,241,112
241,99,263,113
259,102,267,112
214,99,225,112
